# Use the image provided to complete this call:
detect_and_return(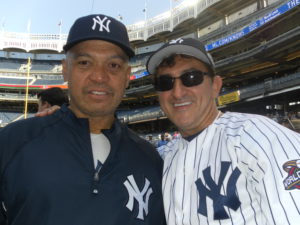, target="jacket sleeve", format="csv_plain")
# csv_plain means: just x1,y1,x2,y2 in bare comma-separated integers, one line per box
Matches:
0,117,47,225
0,205,7,225
0,123,22,225
0,132,7,225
